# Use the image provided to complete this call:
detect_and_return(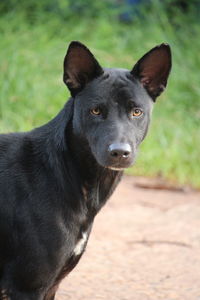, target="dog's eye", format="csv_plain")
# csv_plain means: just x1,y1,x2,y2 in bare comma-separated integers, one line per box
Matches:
90,107,101,116
132,108,143,117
